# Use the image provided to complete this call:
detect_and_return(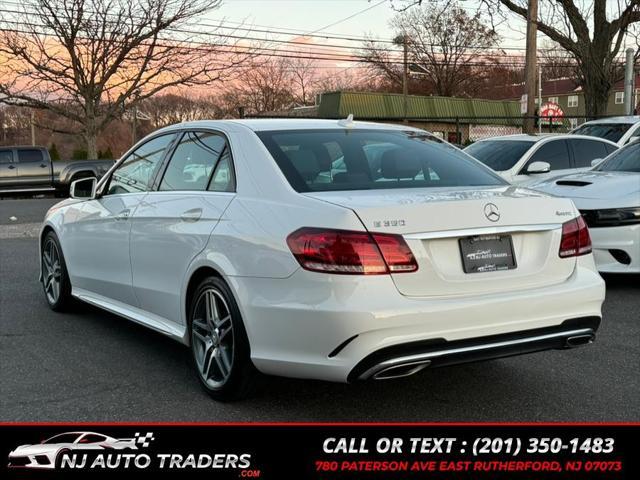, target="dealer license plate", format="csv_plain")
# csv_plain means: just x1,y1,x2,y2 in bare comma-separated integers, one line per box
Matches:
459,234,517,274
